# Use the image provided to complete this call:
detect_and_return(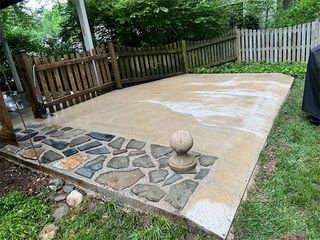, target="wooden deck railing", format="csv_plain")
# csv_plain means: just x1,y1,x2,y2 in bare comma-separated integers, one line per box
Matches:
16,31,238,116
